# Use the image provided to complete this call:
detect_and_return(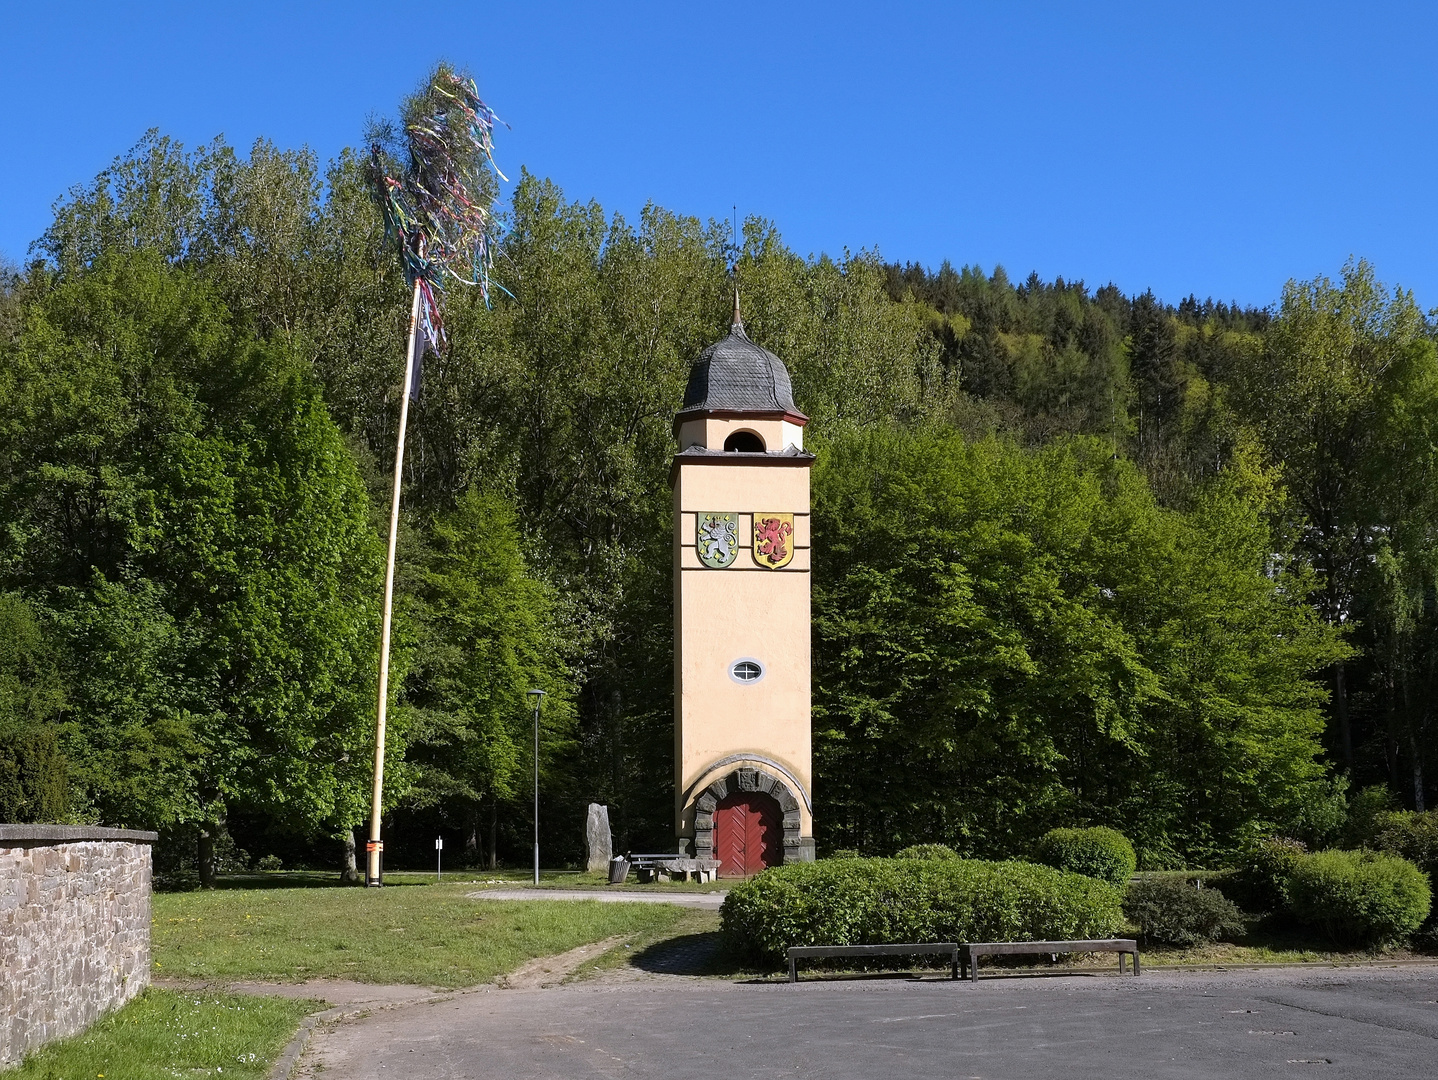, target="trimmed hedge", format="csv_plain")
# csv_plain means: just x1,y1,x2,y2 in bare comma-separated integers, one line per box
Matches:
1286,849,1431,947
1033,827,1137,886
894,843,960,861
720,858,1125,967
1124,879,1247,946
